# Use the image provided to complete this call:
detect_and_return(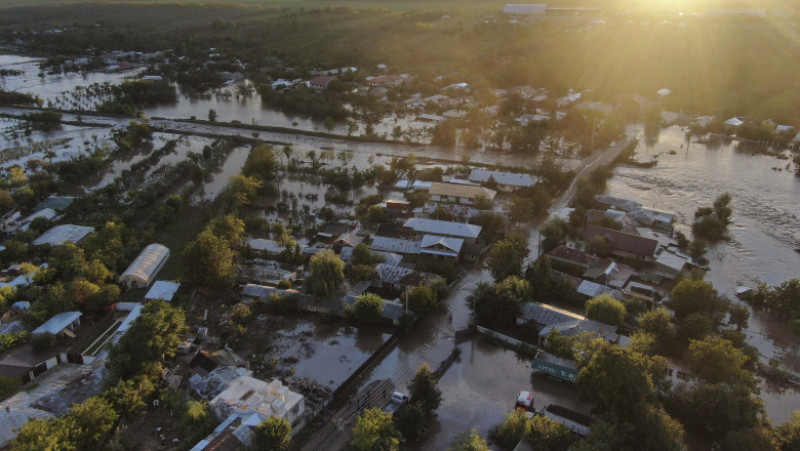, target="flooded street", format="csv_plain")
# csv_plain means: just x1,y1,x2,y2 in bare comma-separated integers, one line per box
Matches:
607,125,800,422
